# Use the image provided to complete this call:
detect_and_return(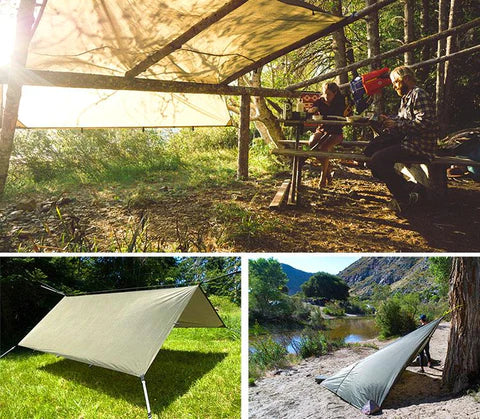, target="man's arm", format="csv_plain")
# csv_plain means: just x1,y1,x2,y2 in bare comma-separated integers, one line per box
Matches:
395,89,436,135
